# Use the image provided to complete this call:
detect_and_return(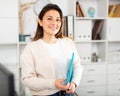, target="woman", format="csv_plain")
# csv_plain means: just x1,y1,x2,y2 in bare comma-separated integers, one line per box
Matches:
20,2,83,96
